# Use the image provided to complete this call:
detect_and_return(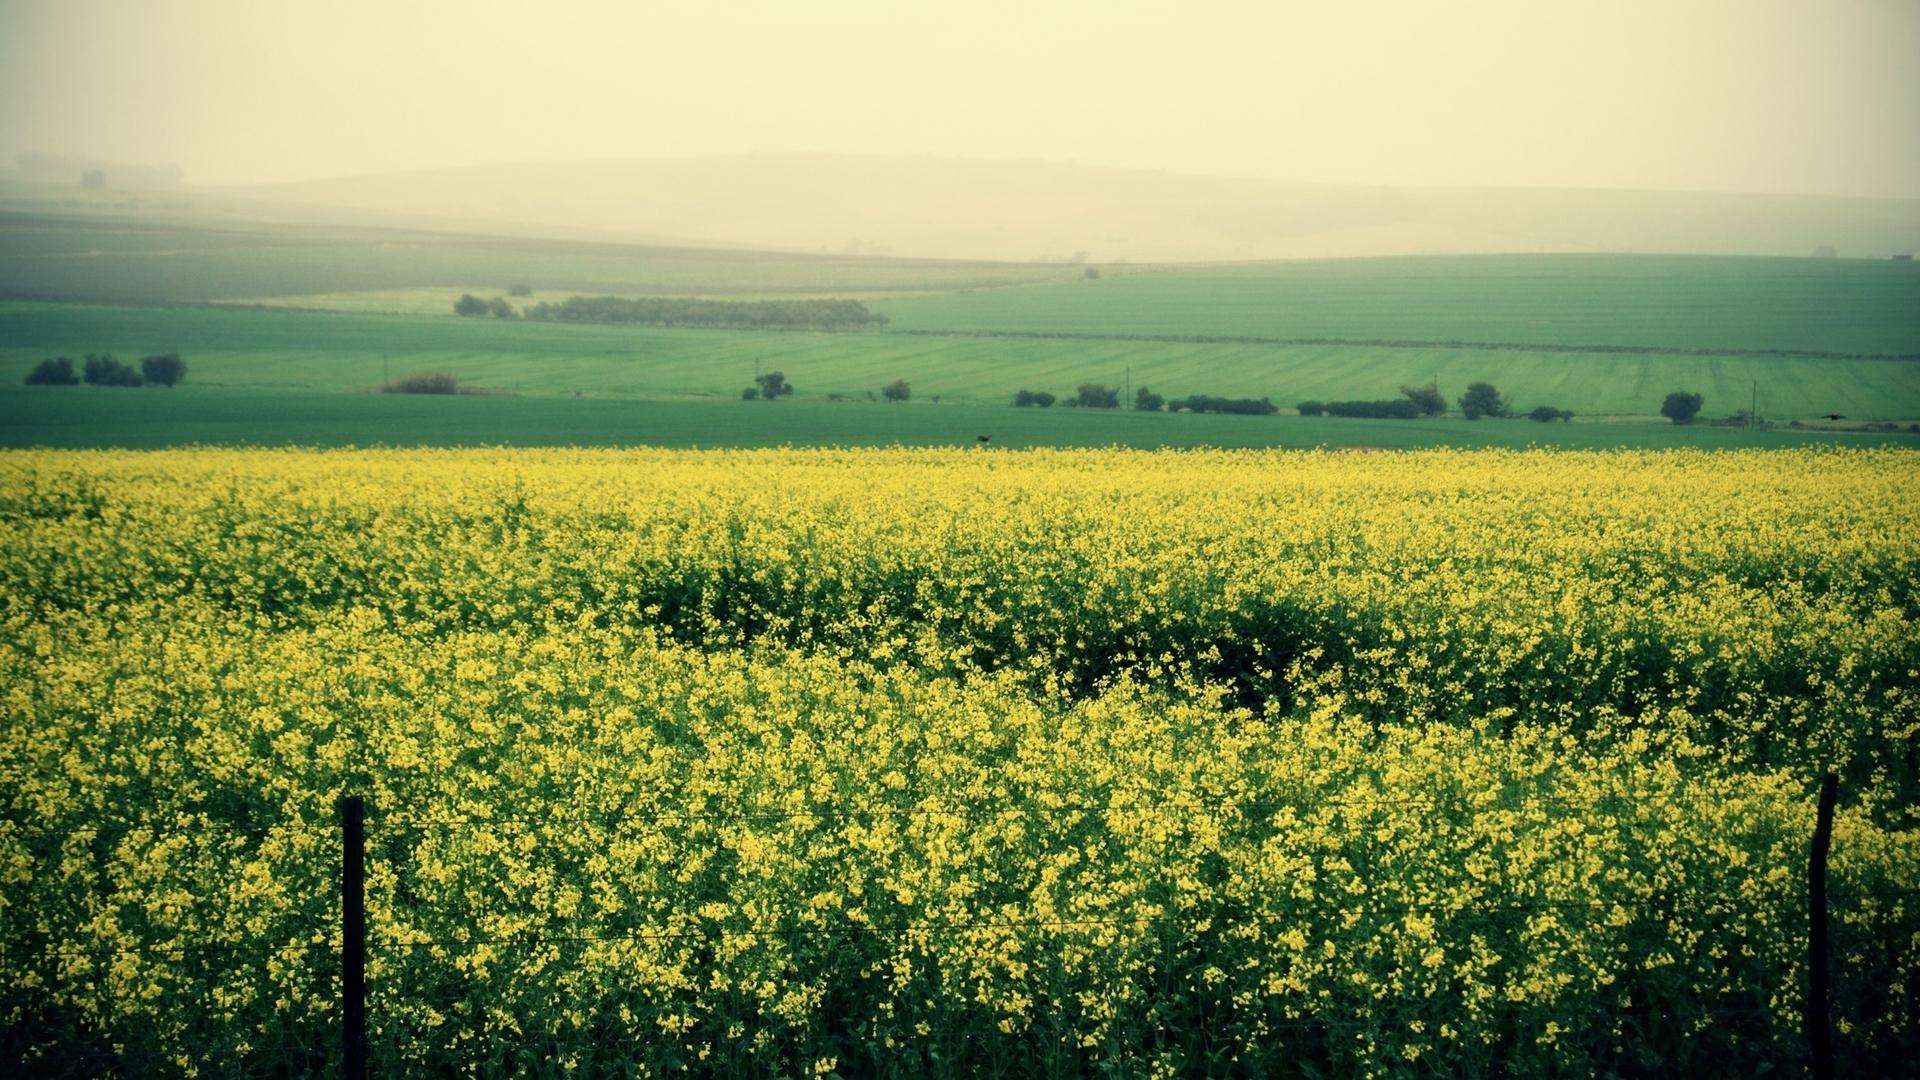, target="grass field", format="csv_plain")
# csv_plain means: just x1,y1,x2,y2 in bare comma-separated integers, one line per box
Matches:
7,385,1917,450
876,255,1920,356
7,301,1920,425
